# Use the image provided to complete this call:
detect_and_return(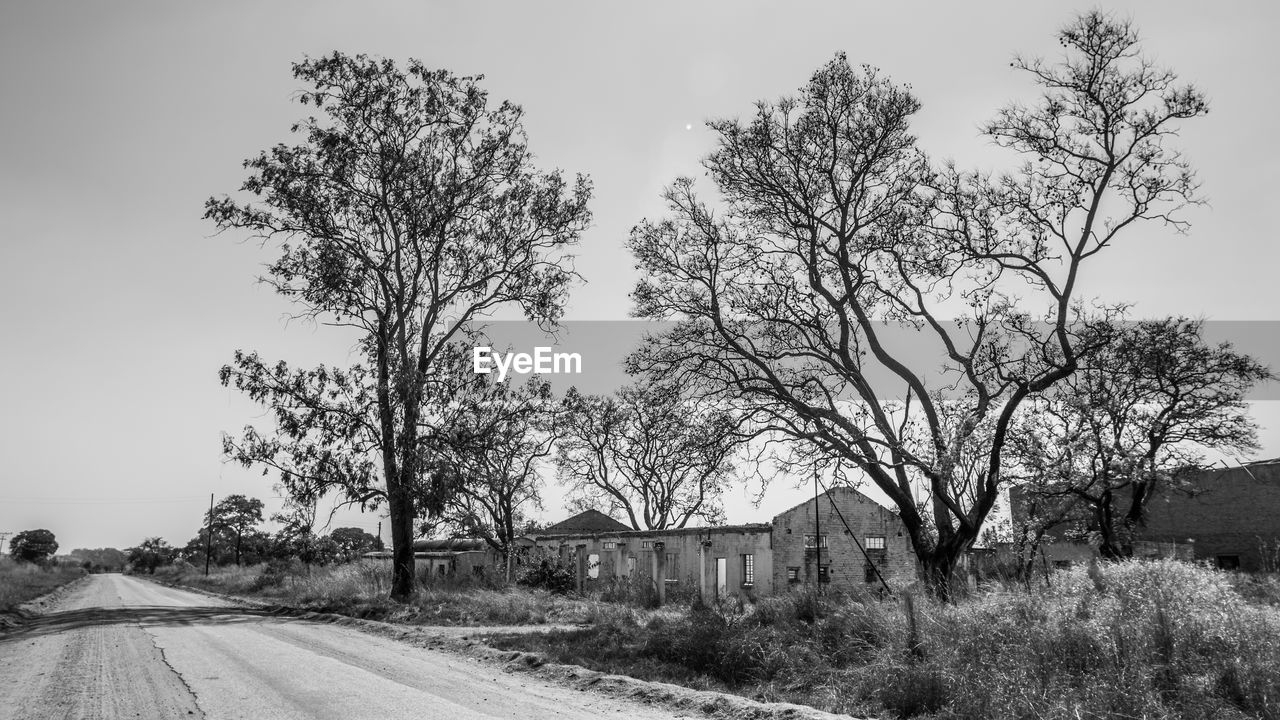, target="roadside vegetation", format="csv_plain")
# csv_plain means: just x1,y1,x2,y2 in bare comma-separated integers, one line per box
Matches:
150,559,603,626
0,556,85,613
487,560,1280,720
141,552,1280,719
